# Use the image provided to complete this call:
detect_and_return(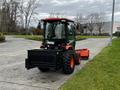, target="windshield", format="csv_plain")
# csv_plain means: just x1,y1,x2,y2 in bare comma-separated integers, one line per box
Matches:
45,22,65,39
